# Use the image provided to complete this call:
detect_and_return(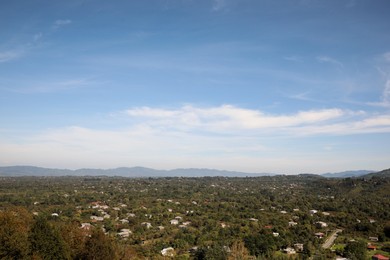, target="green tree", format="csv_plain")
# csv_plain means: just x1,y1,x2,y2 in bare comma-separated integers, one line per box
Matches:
0,208,32,259
82,229,117,260
344,240,367,260
29,216,70,260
